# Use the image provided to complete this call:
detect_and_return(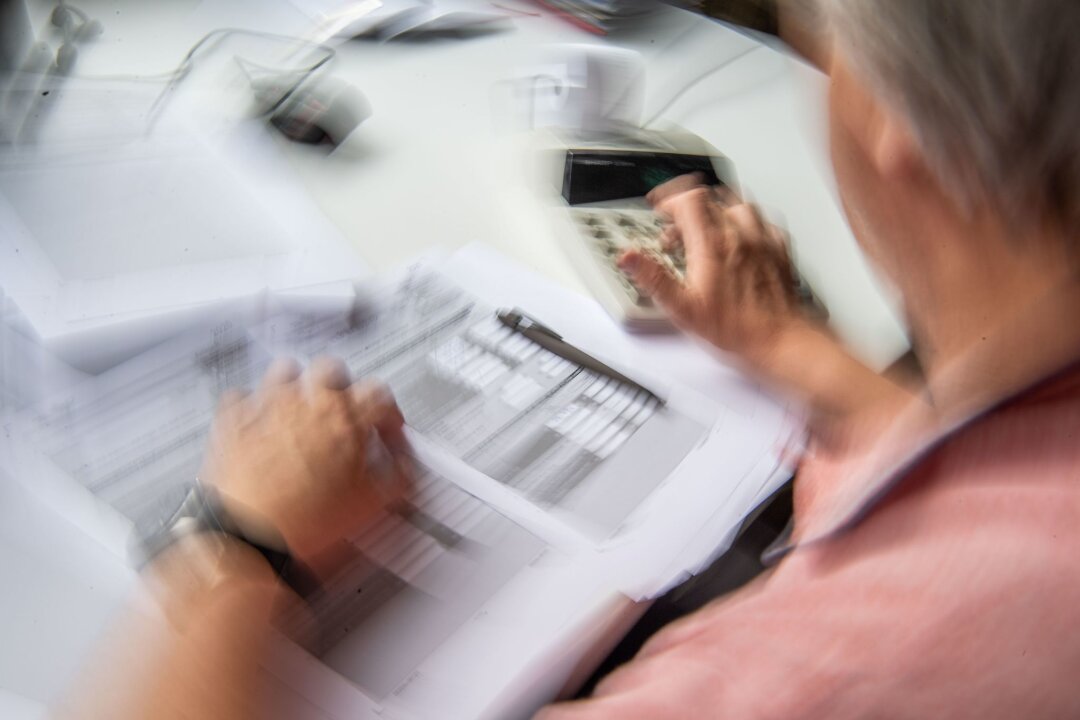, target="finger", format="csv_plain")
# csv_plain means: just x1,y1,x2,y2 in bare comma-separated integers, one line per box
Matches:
382,451,415,509
728,244,792,315
218,388,248,413
364,429,412,505
618,249,695,323
712,184,739,208
767,241,798,296
765,222,791,253
660,223,682,251
762,259,795,312
350,381,407,453
210,389,249,438
656,187,726,279
724,203,769,244
725,244,754,310
261,357,302,389
306,356,352,391
646,172,705,209
356,396,414,509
